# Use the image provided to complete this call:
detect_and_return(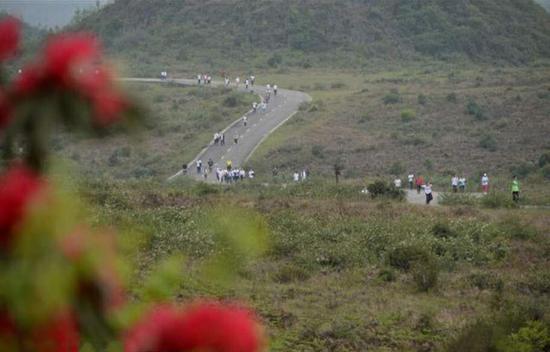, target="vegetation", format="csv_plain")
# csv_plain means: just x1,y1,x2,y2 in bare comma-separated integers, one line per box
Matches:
80,177,550,351
72,0,550,73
